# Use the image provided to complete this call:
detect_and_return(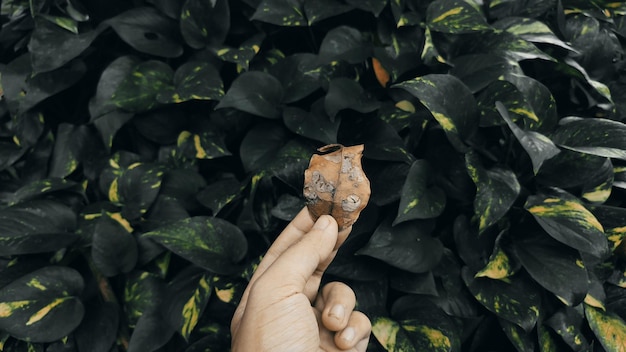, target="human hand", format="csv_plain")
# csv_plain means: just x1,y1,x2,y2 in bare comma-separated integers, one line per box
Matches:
230,208,371,351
